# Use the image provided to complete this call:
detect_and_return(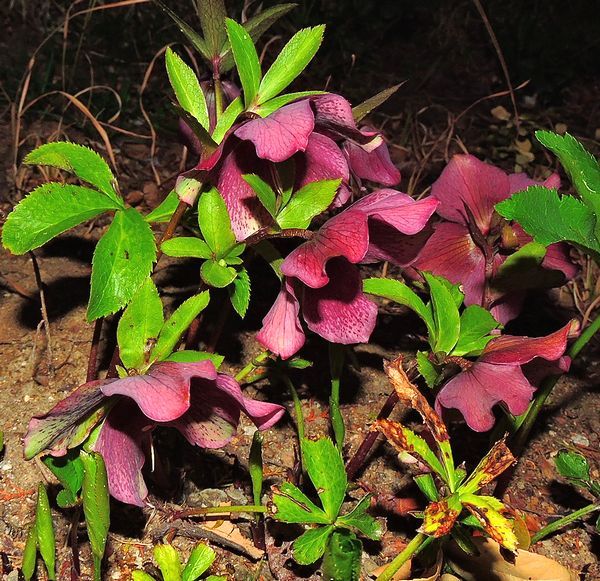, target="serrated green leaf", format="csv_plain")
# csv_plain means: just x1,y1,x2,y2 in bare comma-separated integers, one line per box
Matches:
414,473,439,502
453,305,500,357
277,179,340,229
161,237,212,259
198,188,236,256
337,494,382,540
24,142,121,204
165,48,209,130
145,189,180,223
154,544,181,581
81,451,110,580
254,91,327,117
22,522,38,581
150,291,210,362
416,350,440,388
2,183,121,254
195,0,227,56
117,278,164,370
363,277,434,336
43,449,84,504
272,481,330,524
242,174,277,217
292,525,334,565
225,19,261,107
424,272,461,354
352,84,401,123
212,96,243,144
182,543,216,581
555,450,590,481
201,259,237,288
88,208,157,321
164,350,224,368
496,186,600,255
303,437,347,521
257,26,325,104
322,529,362,581
229,267,251,317
35,483,56,580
